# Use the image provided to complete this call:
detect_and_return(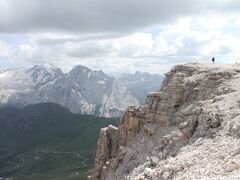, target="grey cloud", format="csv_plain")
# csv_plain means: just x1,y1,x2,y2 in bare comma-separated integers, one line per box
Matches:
35,32,124,45
0,0,228,34
65,45,113,58
210,0,240,13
